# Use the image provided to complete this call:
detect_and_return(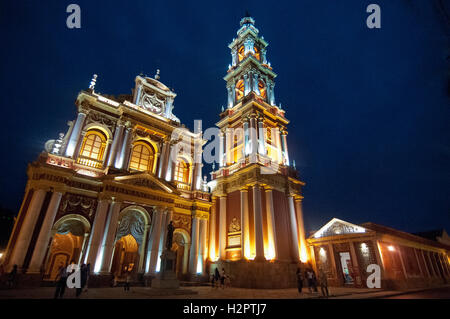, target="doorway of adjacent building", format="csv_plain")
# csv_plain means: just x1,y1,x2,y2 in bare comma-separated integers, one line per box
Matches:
339,252,354,285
